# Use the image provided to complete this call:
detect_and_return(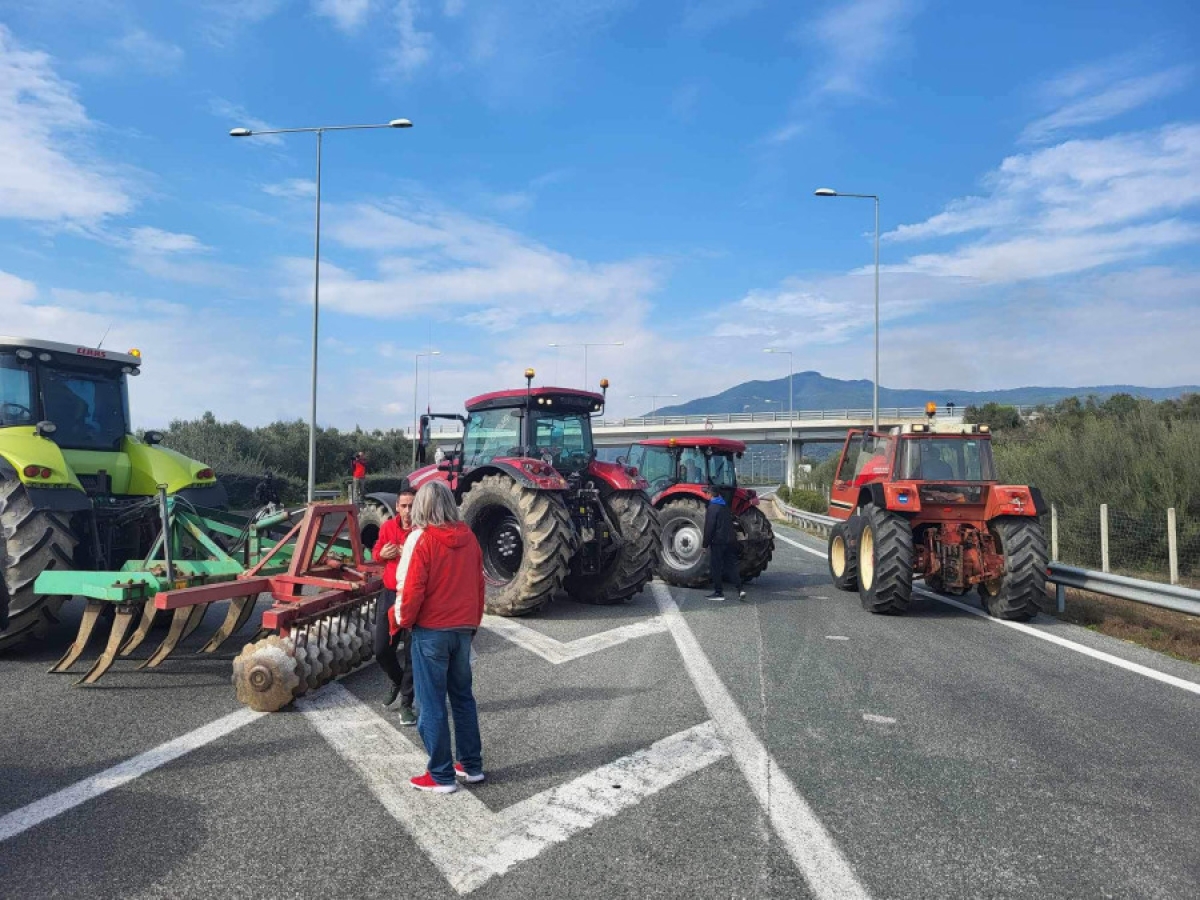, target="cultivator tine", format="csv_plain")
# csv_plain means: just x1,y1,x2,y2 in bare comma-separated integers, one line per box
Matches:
49,600,105,674
139,604,206,669
199,595,258,654
118,599,160,657
76,606,137,686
